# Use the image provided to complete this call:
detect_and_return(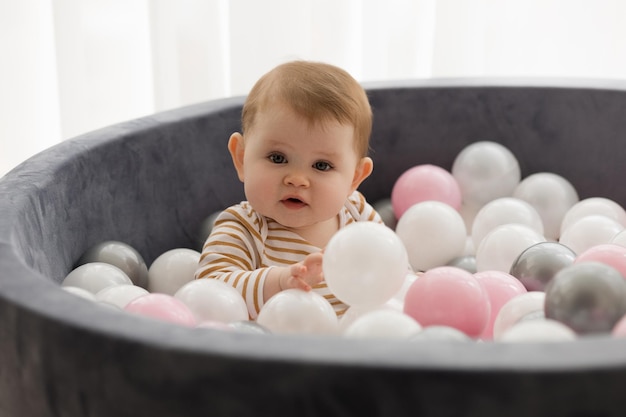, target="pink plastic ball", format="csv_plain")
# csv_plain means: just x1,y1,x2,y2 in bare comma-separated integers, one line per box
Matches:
124,293,197,327
612,314,626,337
391,164,462,218
473,270,527,340
403,266,490,338
574,244,626,279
